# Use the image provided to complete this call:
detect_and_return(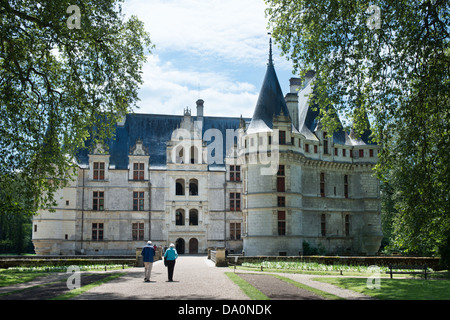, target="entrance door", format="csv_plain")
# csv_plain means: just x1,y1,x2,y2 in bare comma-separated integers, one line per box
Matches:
189,238,198,254
175,238,185,254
